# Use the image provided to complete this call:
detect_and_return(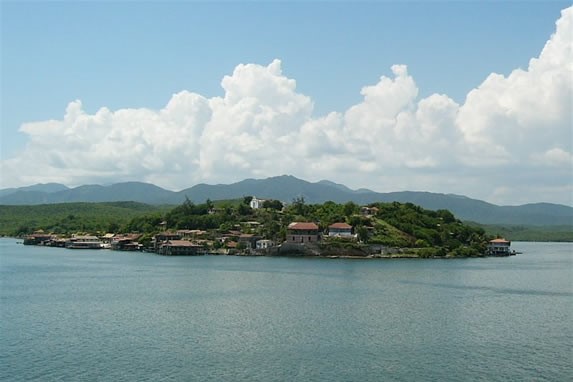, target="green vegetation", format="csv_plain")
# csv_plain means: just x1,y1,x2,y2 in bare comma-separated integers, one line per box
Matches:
468,223,573,242
0,202,169,236
2,198,497,256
